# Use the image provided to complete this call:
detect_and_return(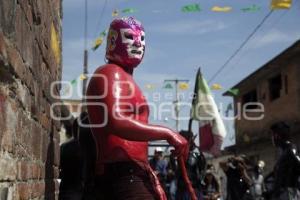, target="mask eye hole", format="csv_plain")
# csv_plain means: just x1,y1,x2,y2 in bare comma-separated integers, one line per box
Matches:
124,33,133,40
141,35,145,41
